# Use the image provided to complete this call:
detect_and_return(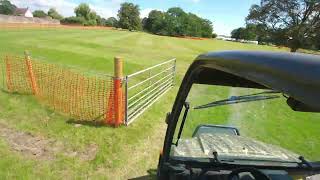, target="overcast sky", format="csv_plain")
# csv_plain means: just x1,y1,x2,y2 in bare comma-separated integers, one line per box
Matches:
11,0,260,36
